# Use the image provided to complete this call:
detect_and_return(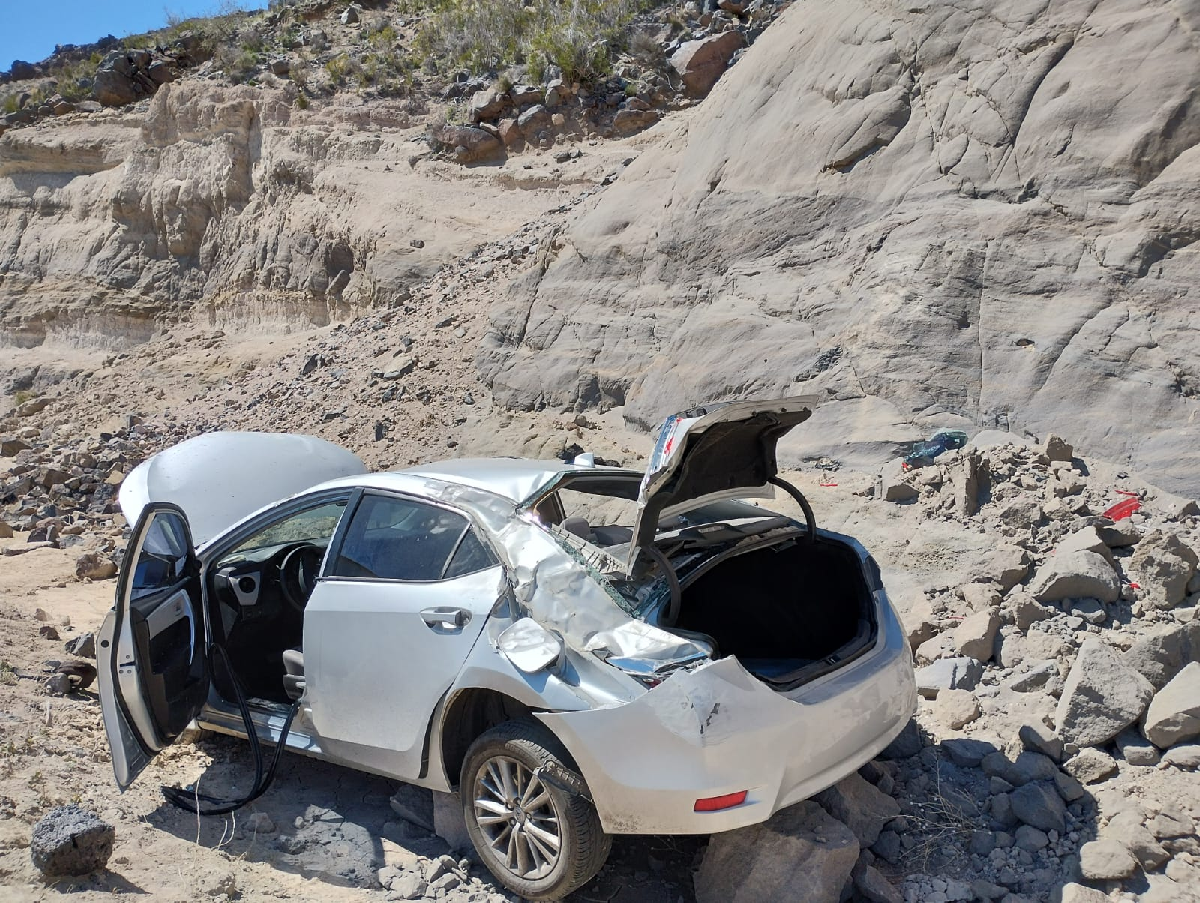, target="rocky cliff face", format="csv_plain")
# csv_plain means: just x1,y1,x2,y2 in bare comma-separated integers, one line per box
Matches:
479,0,1200,496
